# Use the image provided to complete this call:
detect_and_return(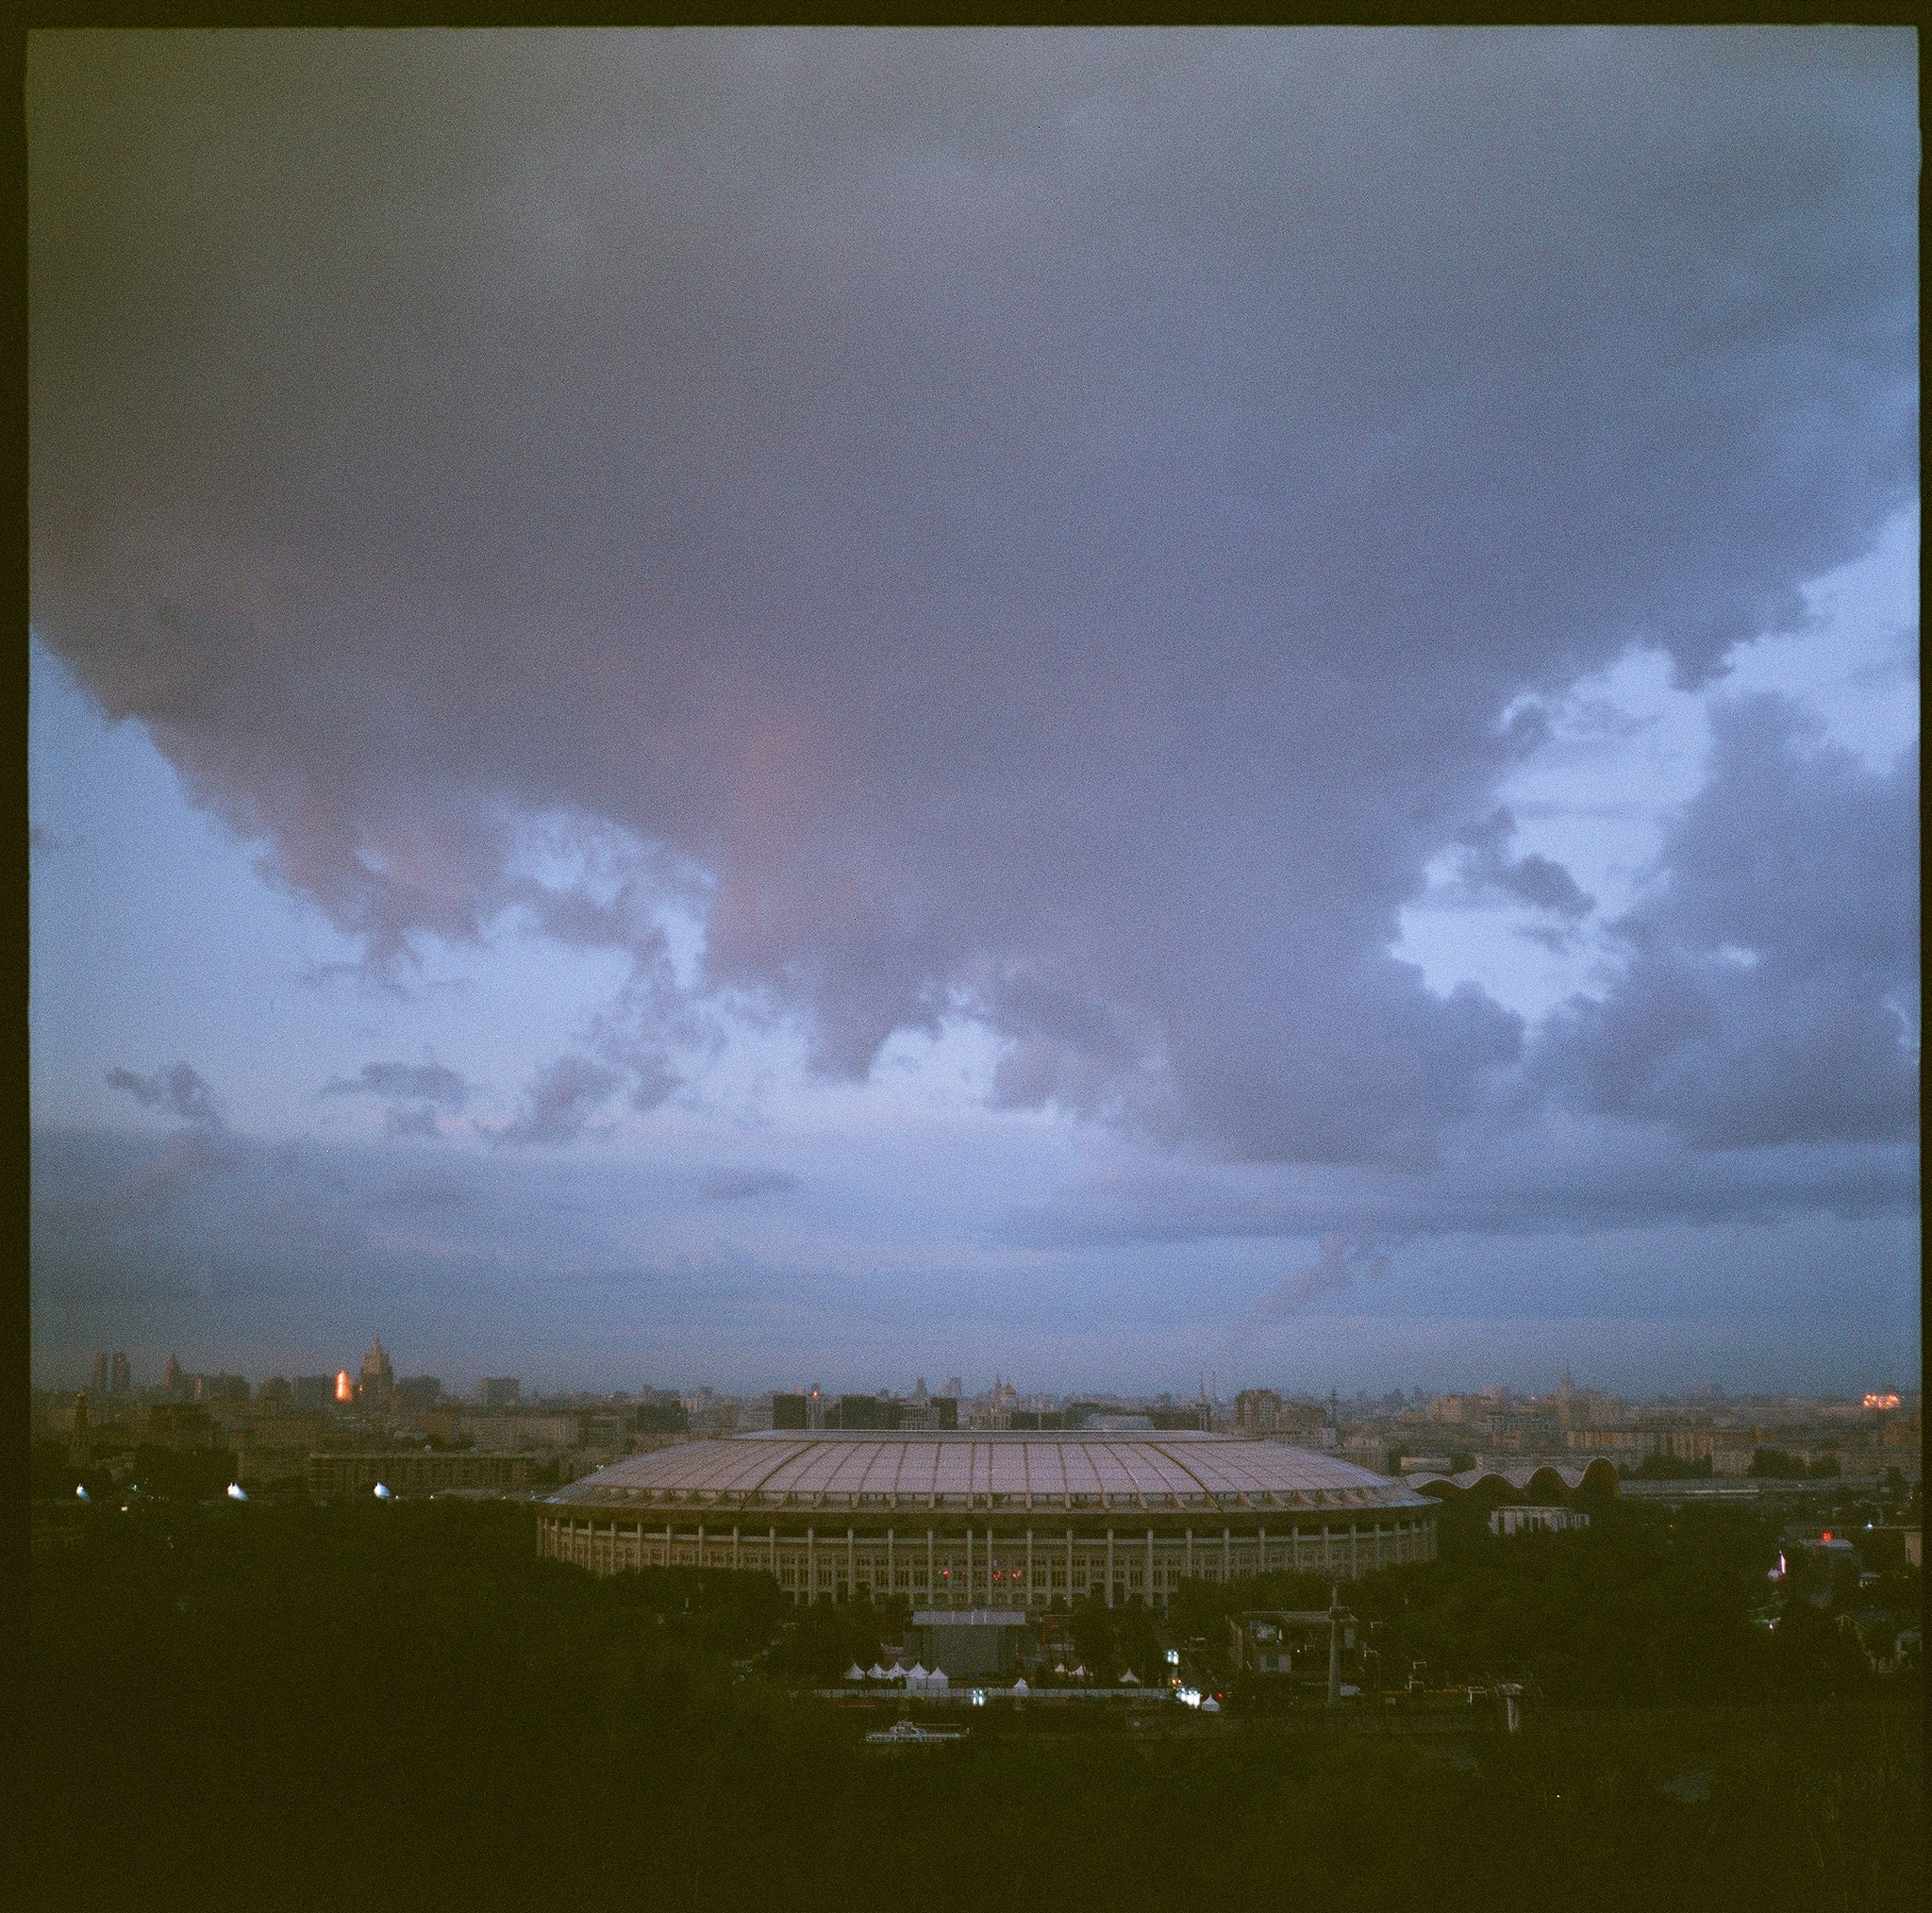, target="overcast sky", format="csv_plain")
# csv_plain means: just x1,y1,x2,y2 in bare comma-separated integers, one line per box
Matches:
28,28,1918,1399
